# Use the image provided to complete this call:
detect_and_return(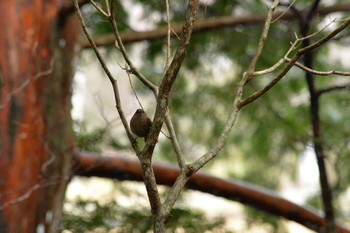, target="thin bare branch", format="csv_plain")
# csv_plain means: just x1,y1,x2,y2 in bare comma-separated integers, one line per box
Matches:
126,66,145,109
253,57,285,76
159,1,186,169
143,0,199,155
0,184,40,211
142,0,199,226
252,36,301,77
164,0,171,73
149,3,286,222
244,0,281,83
108,0,161,219
164,109,185,168
109,1,157,94
253,18,336,77
104,0,110,16
0,175,71,212
0,58,54,109
285,58,350,76
240,17,350,108
71,0,138,152
272,0,297,23
318,84,350,96
299,17,350,53
190,0,280,173
90,0,108,17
